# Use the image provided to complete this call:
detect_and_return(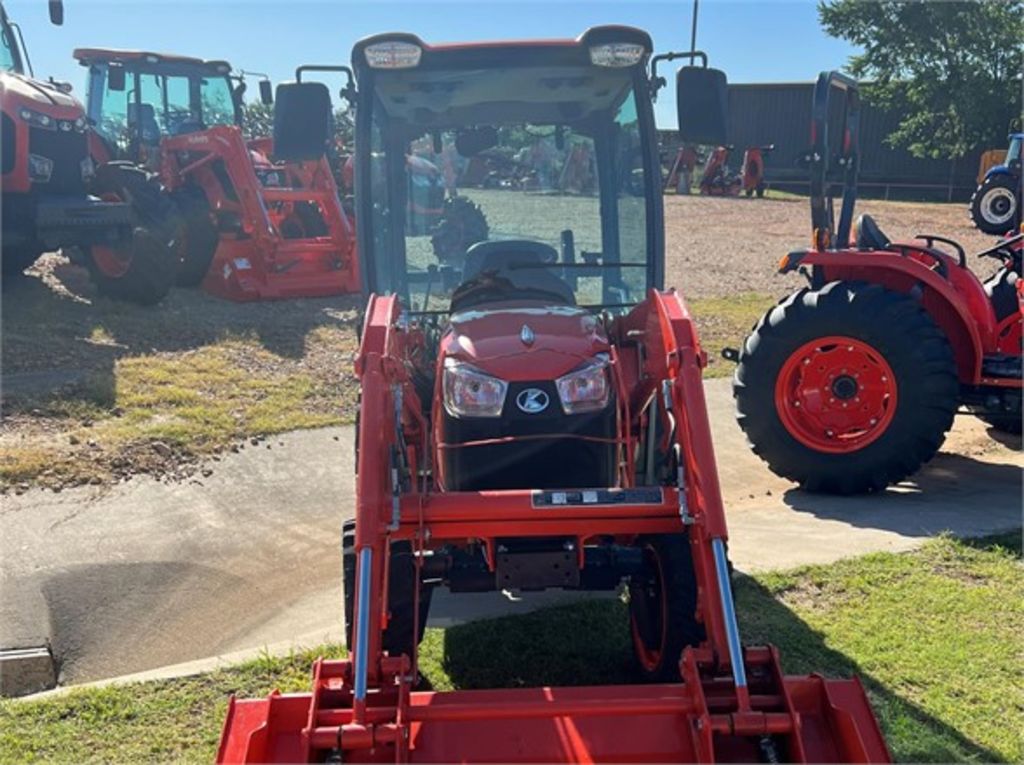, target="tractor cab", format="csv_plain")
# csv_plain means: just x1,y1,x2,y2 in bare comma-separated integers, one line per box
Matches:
351,28,662,491
352,28,660,317
74,49,245,166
